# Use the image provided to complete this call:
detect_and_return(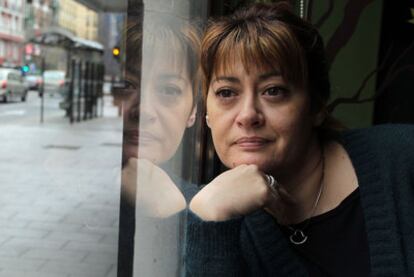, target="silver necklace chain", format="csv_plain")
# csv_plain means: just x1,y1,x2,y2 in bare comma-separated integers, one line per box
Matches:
287,147,325,245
